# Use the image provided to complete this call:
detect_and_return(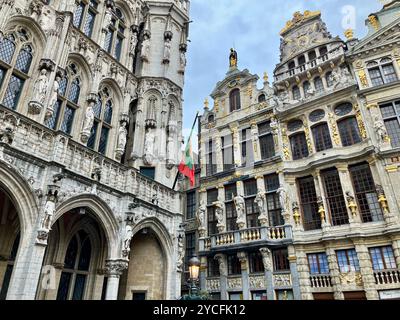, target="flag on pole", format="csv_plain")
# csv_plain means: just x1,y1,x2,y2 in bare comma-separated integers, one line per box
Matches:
178,113,198,187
